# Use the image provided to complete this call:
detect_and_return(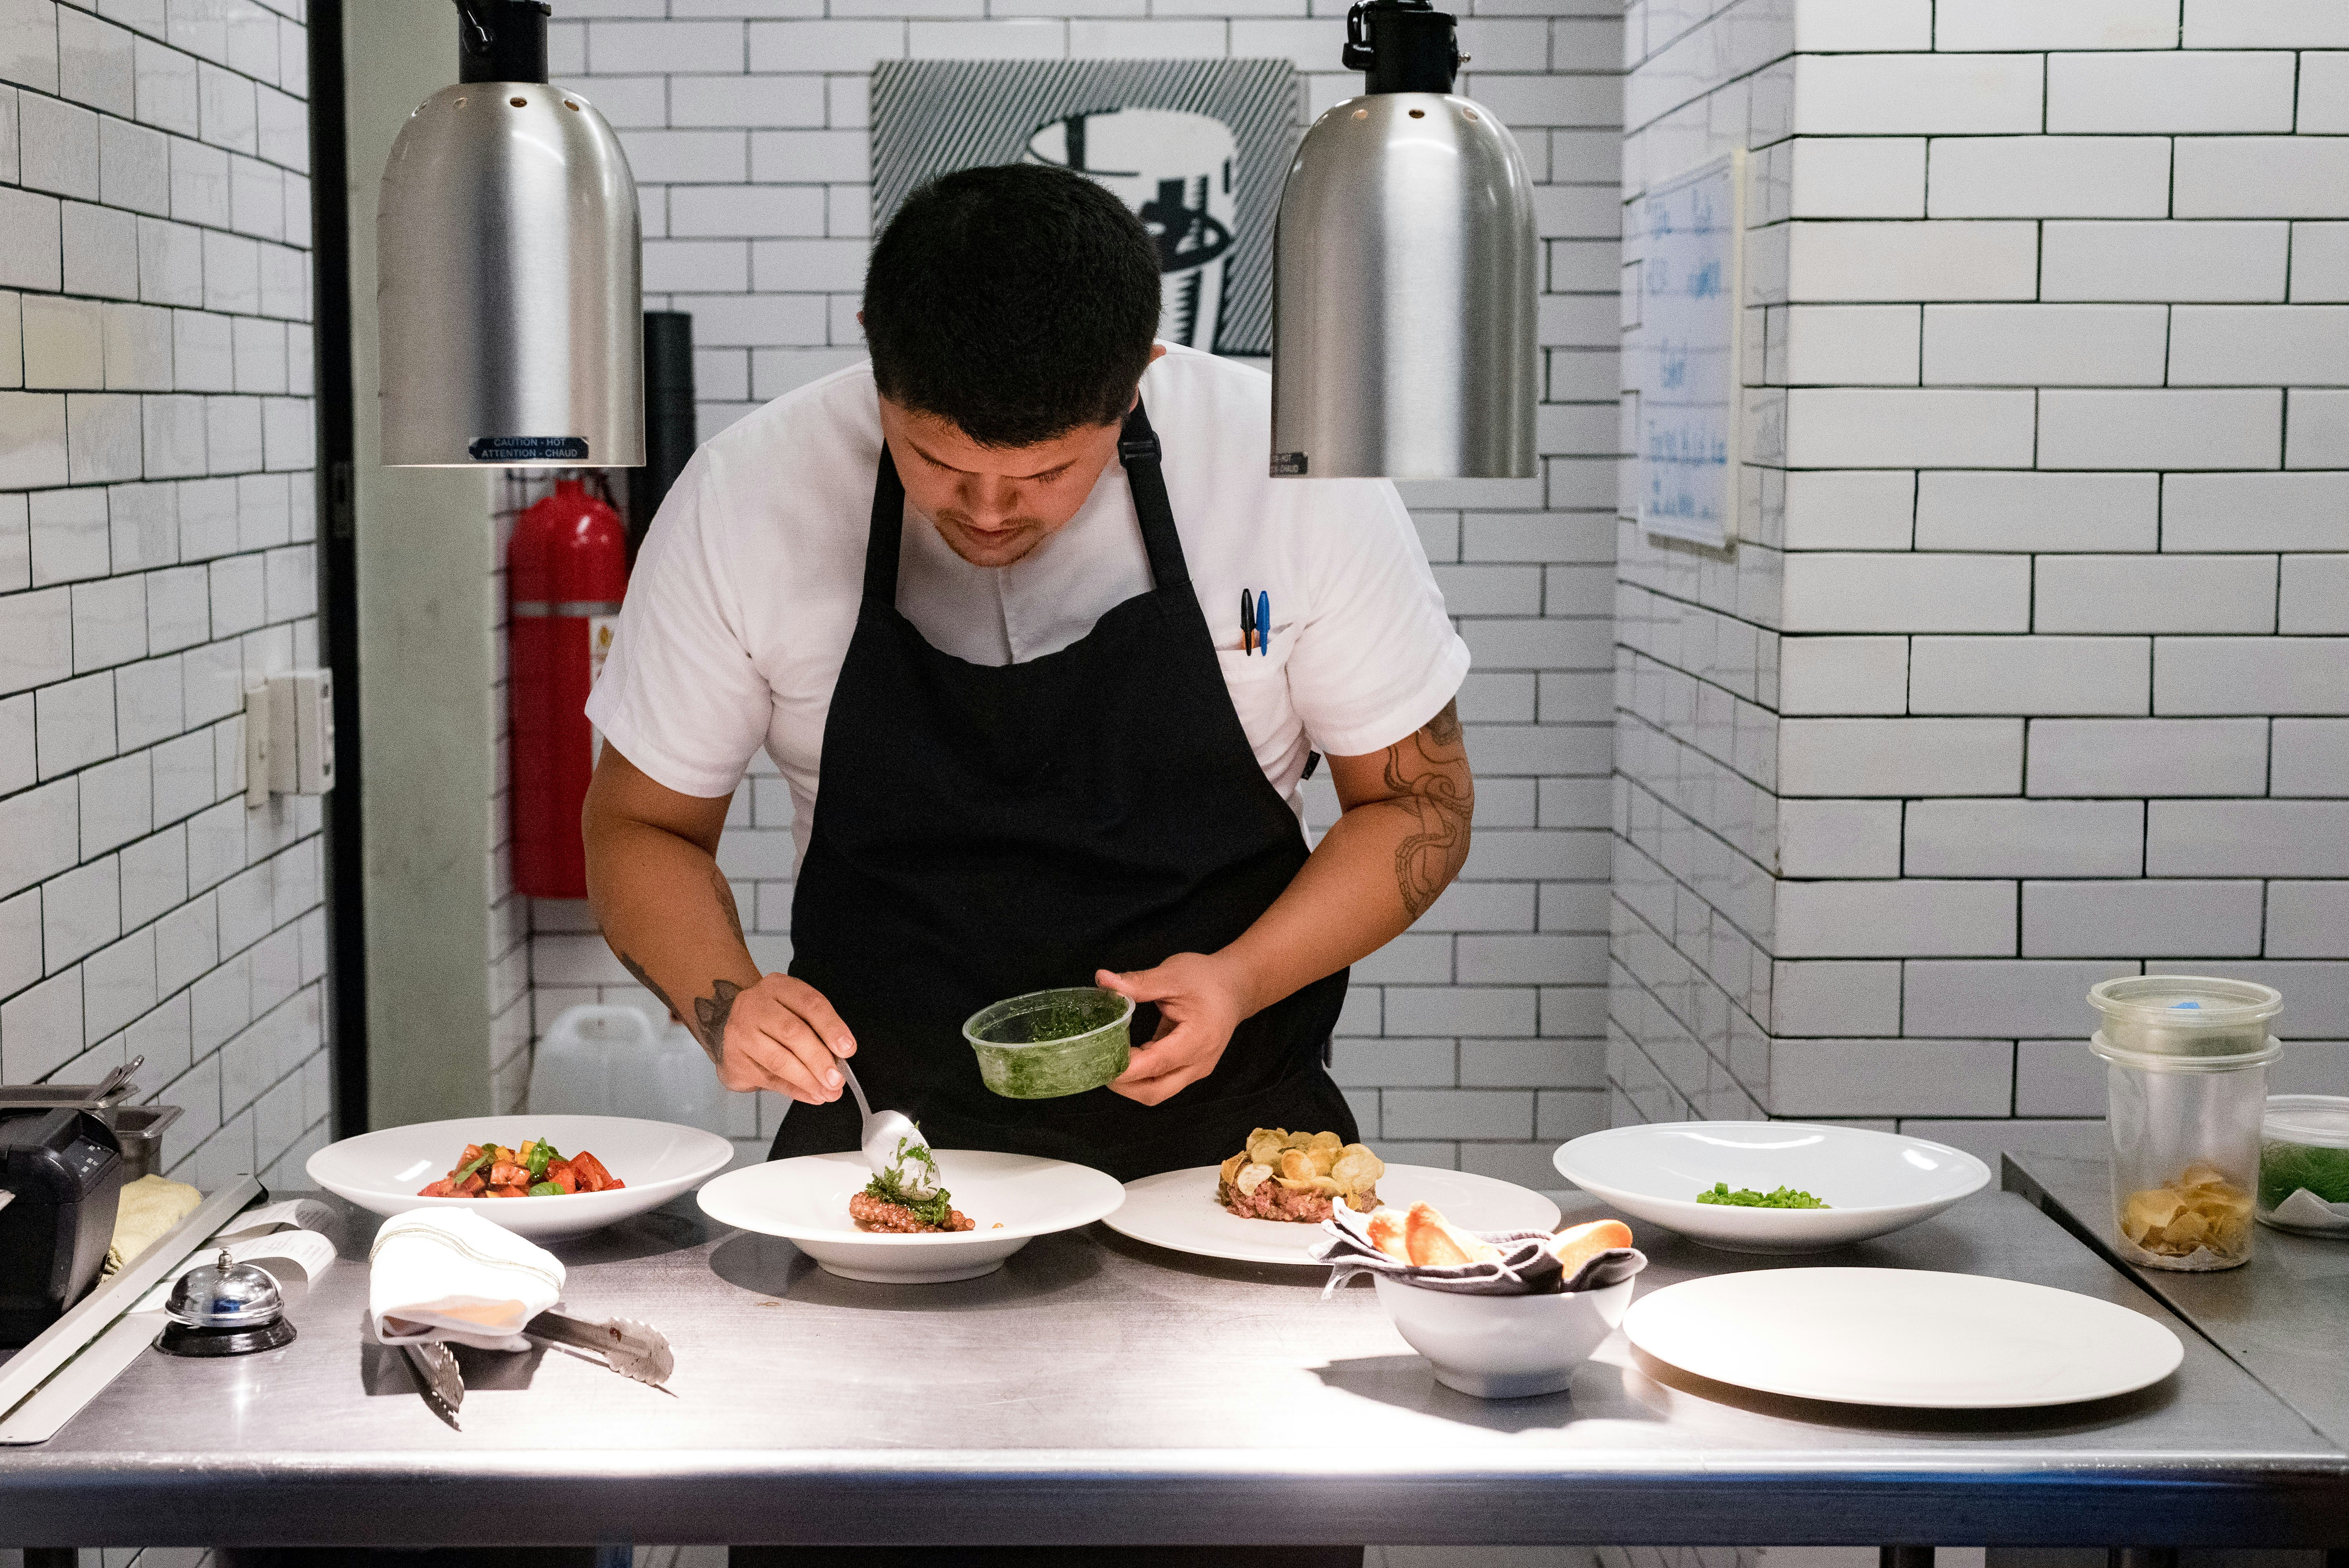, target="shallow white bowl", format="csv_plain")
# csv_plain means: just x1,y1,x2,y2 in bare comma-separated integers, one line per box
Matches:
1552,1122,1990,1254
1373,1274,1634,1399
695,1150,1125,1283
307,1114,735,1243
